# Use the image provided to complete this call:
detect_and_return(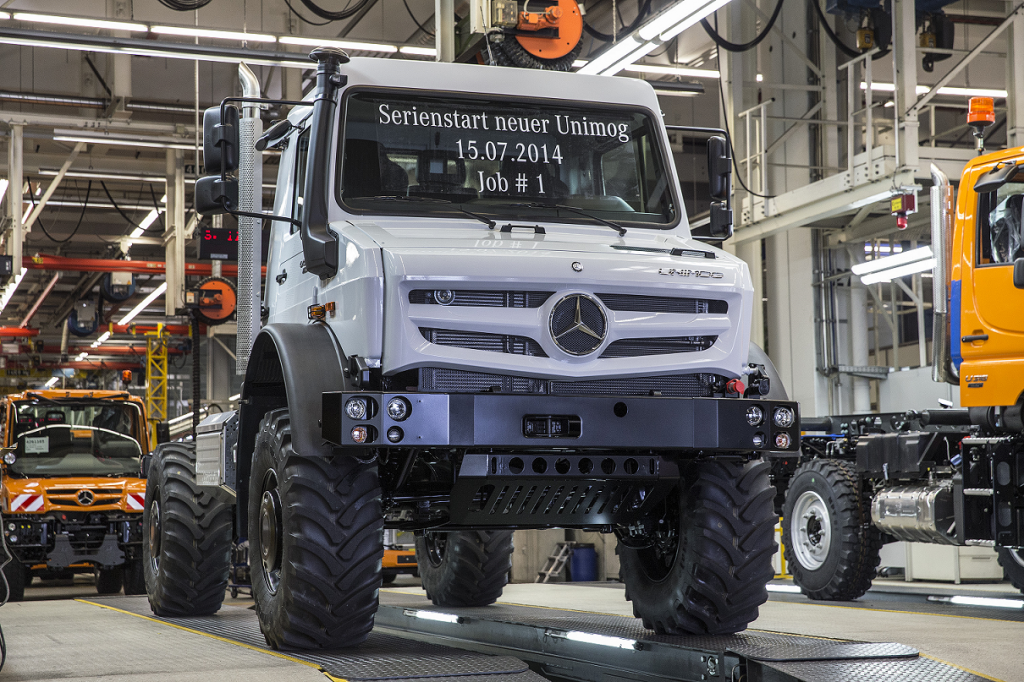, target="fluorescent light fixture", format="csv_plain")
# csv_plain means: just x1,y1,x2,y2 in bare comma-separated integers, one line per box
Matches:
865,243,903,254
756,73,763,82
638,0,728,41
118,282,167,325
44,377,59,388
0,268,27,314
151,25,276,43
279,35,397,53
53,131,194,151
169,409,203,425
13,12,147,32
402,609,462,623
229,393,241,401
399,45,436,56
97,331,111,344
572,59,588,68
565,631,638,650
851,245,933,276
130,208,163,238
626,64,719,78
0,12,9,20
861,258,937,285
75,352,88,361
928,595,1024,609
861,82,1007,98
766,583,803,593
